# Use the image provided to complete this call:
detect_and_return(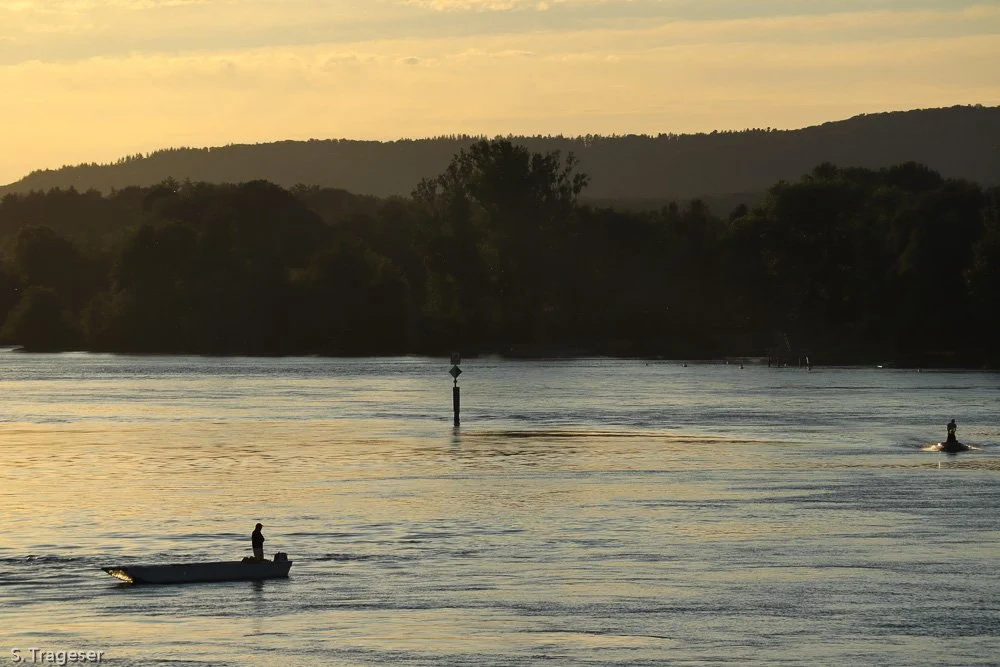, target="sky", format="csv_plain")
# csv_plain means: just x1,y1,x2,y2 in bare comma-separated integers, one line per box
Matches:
1,0,998,185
